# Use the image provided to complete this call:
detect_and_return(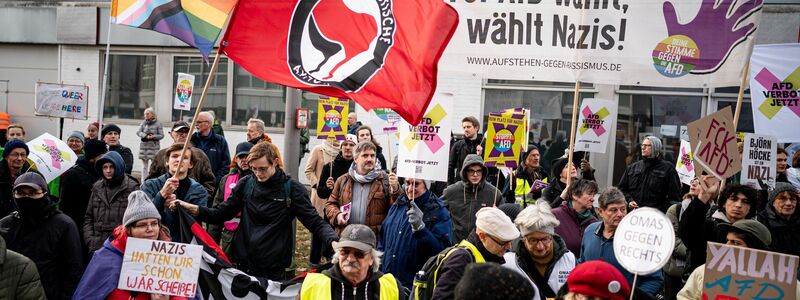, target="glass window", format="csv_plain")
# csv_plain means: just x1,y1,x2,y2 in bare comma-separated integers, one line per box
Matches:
103,54,156,119
232,64,286,127
301,91,356,135
171,56,228,123
715,100,754,133
613,94,704,183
